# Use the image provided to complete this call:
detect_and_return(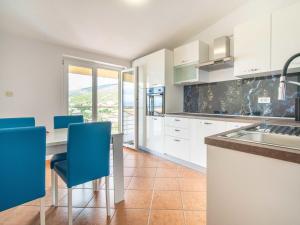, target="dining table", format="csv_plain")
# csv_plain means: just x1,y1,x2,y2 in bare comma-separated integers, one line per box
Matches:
46,128,124,204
